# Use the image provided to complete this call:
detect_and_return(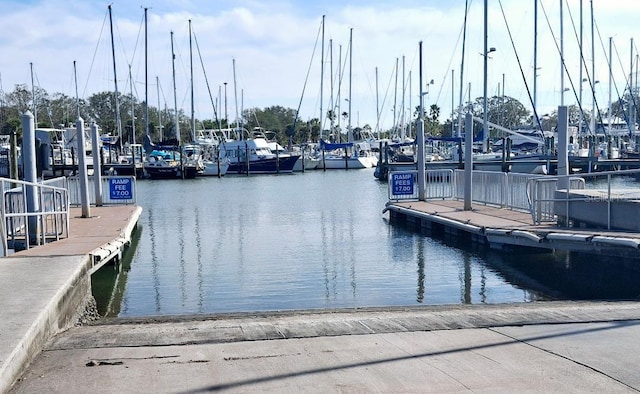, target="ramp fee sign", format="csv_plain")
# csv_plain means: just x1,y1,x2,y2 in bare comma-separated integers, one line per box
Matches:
109,177,133,200
391,172,414,195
